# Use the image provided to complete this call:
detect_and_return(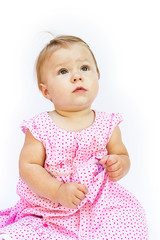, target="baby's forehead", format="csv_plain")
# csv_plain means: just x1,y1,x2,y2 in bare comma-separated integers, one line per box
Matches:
49,43,91,57
44,43,94,66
